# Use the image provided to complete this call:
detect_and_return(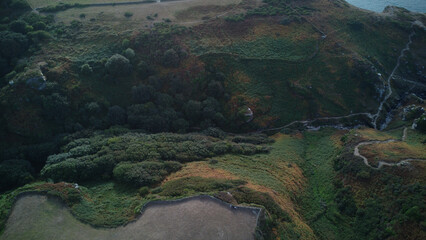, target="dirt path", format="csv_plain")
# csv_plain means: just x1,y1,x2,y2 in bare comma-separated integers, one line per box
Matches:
353,127,426,169
371,27,417,129
260,23,420,133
